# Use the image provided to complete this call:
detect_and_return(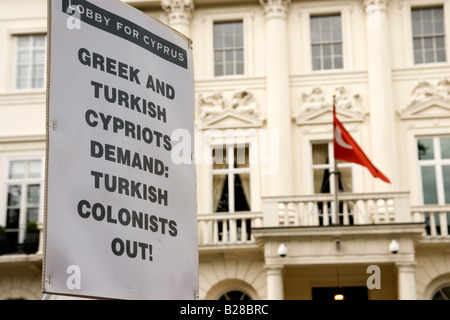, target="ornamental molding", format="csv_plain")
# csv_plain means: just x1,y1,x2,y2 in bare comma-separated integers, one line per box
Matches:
362,0,388,12
260,0,291,18
161,0,194,20
197,90,264,129
400,78,450,120
293,86,364,125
